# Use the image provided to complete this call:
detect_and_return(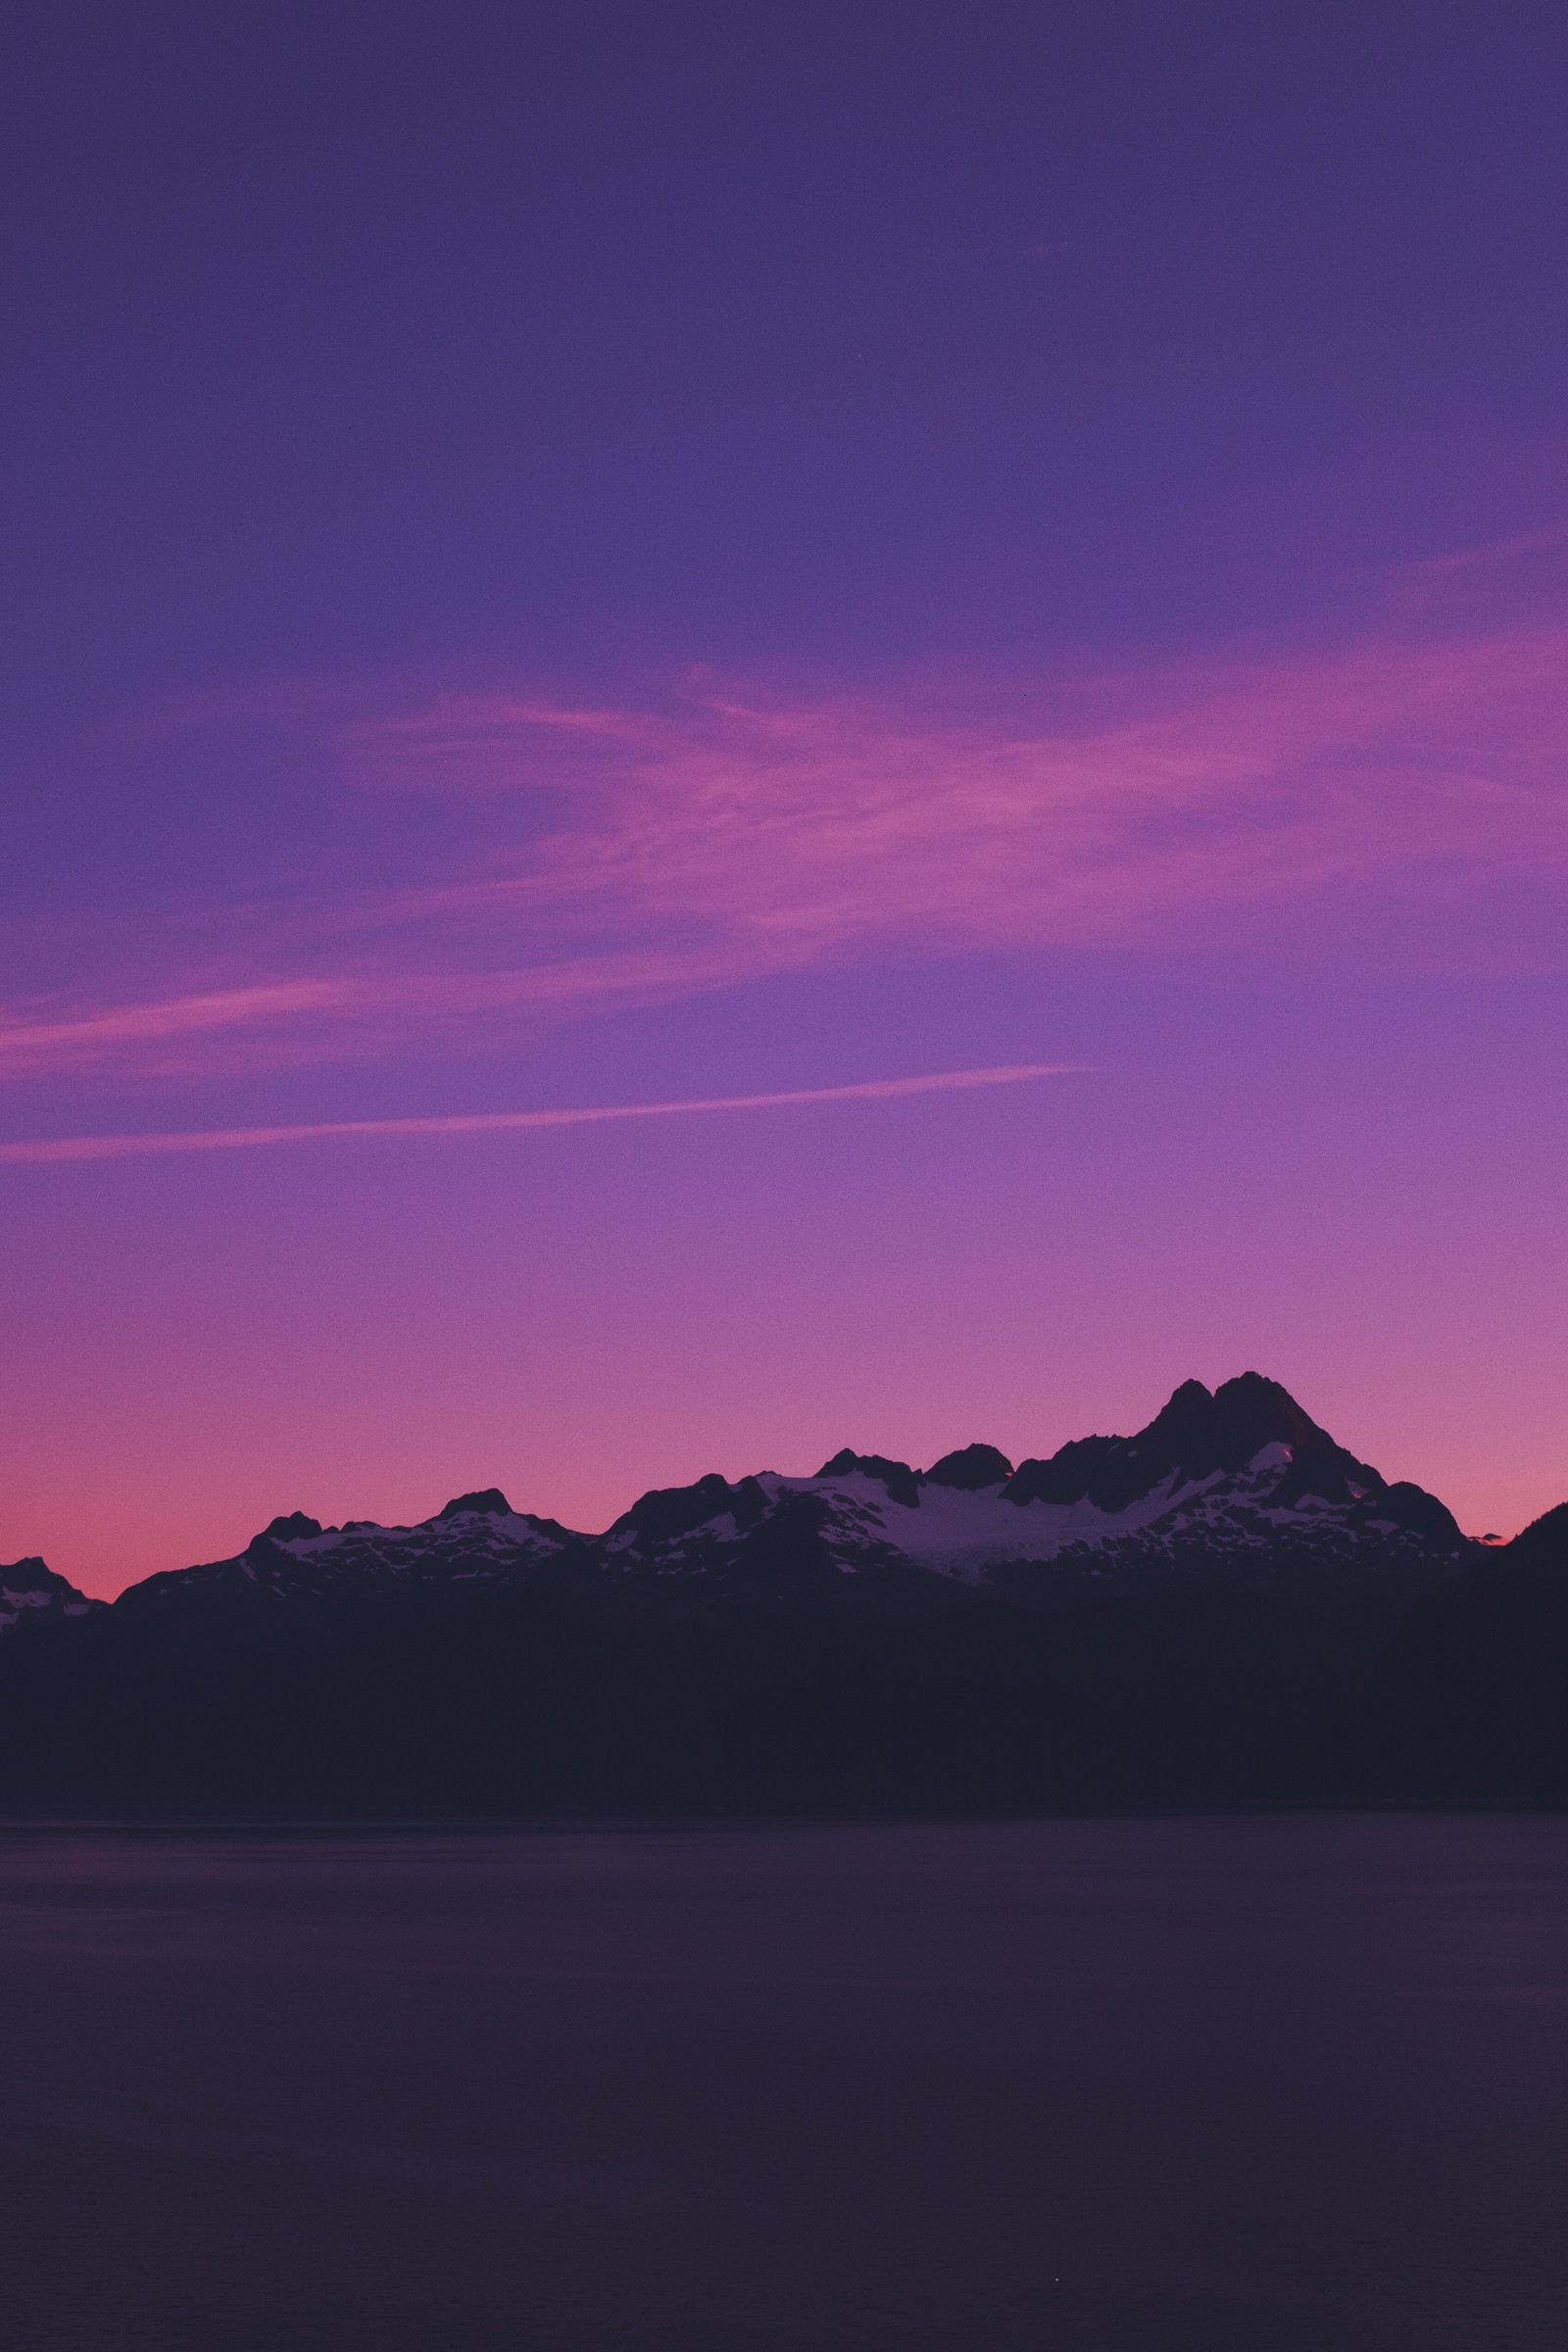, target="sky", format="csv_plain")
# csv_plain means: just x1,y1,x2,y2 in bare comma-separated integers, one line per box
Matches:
3,1,1567,1594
